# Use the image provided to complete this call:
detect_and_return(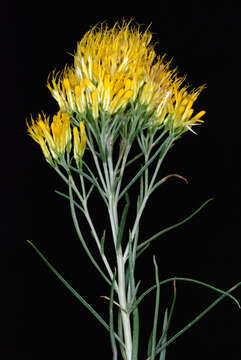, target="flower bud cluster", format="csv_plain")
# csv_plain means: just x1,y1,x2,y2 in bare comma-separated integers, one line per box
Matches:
27,111,86,167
